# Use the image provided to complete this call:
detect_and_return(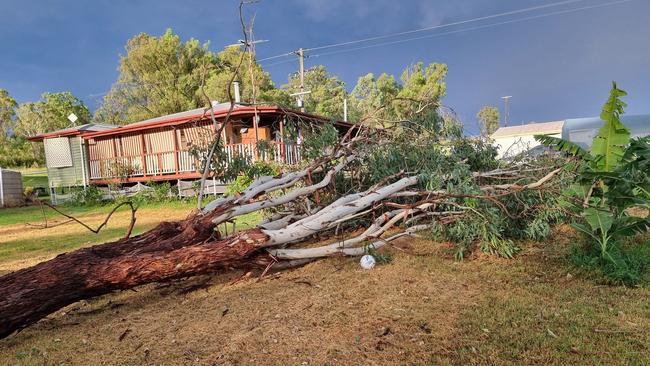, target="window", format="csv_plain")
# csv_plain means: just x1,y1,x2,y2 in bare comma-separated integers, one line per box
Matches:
44,137,73,168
